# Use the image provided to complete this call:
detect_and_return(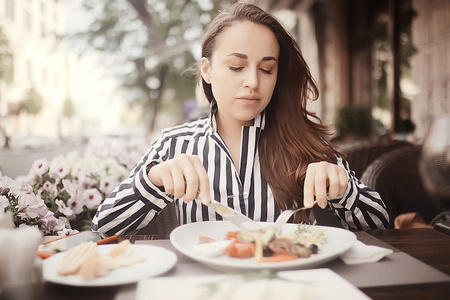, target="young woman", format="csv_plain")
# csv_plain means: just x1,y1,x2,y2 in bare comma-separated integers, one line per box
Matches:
92,3,389,237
